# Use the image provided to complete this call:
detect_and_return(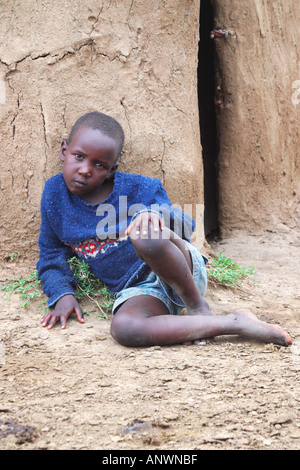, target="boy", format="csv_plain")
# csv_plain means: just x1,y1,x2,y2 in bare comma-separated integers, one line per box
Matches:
37,111,292,347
